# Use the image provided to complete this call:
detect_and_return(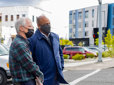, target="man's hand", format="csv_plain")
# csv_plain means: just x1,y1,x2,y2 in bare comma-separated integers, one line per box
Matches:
36,77,43,85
